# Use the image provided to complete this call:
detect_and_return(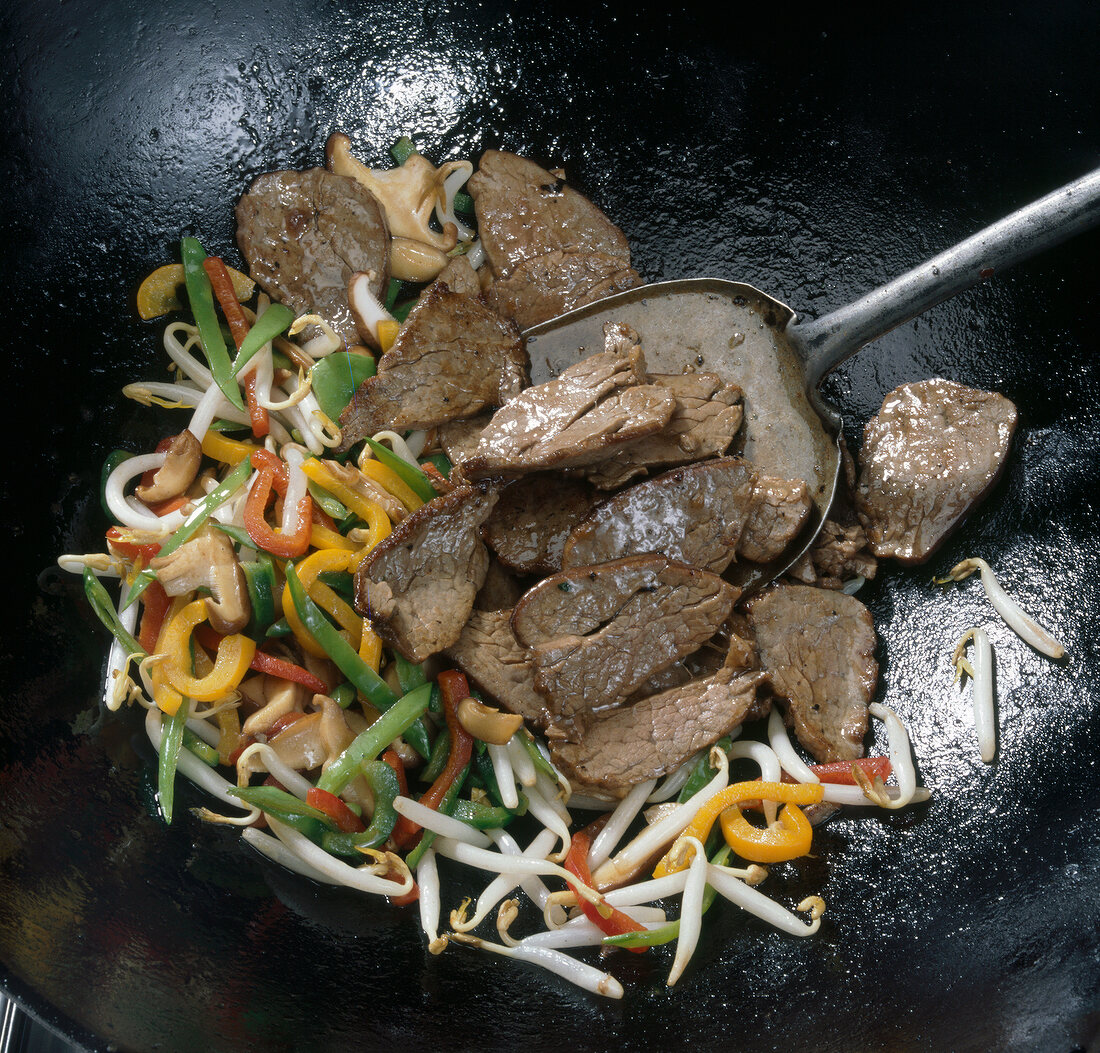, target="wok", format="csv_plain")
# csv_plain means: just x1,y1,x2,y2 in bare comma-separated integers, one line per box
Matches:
2,2,1099,1051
